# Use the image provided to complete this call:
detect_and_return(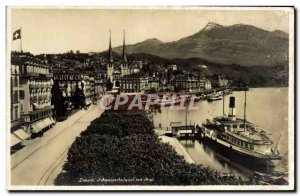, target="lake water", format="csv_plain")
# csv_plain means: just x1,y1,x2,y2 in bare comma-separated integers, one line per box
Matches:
152,88,289,178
